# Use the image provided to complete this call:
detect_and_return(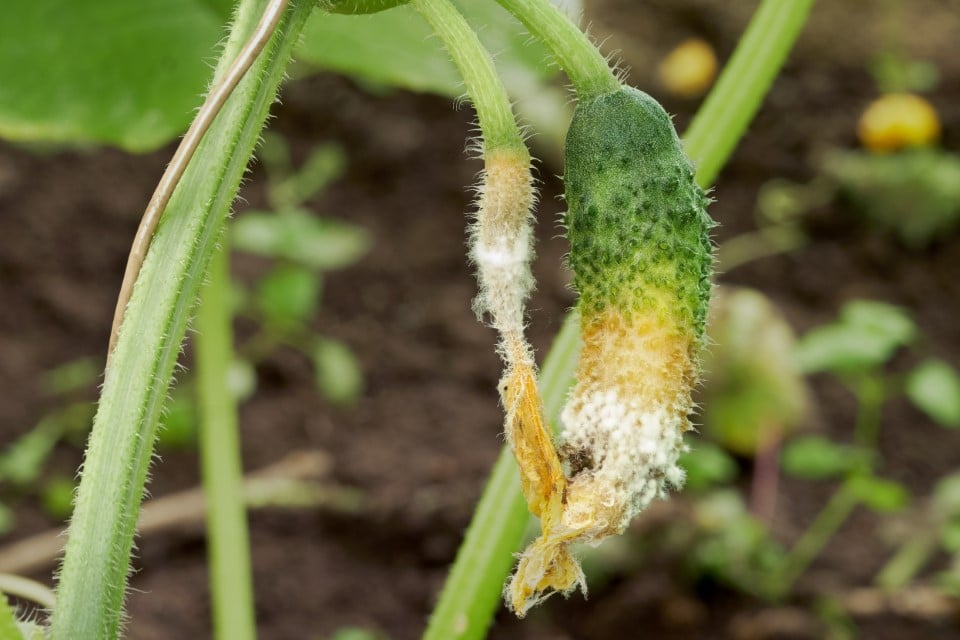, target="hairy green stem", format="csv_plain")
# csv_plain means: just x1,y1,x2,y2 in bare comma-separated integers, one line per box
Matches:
412,0,526,153
196,245,256,640
684,0,815,187
494,0,619,100
49,2,312,638
423,1,815,637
